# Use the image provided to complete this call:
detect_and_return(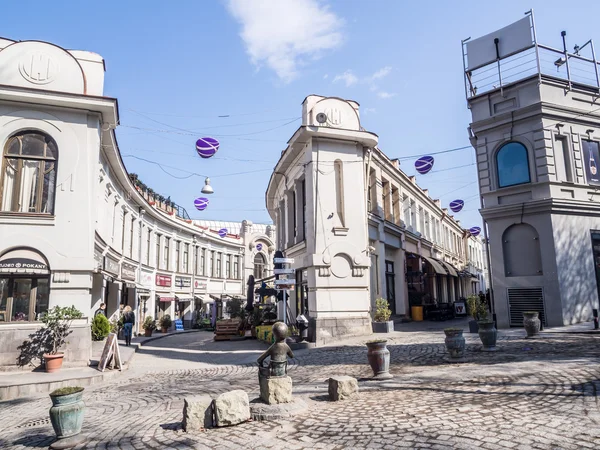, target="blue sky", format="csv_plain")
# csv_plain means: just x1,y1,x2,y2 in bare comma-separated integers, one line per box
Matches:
2,0,599,228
